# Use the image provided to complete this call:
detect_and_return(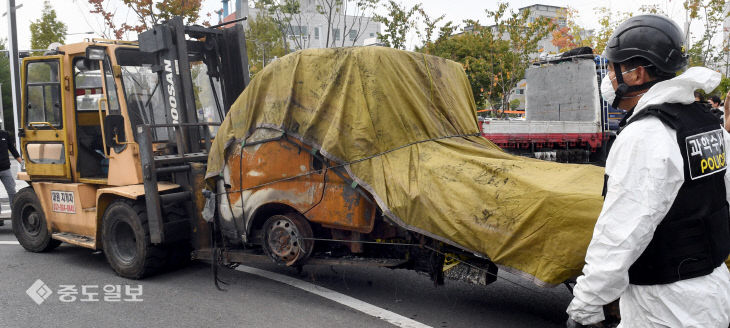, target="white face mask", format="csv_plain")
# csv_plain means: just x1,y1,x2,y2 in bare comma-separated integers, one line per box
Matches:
600,65,648,108
600,75,616,105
